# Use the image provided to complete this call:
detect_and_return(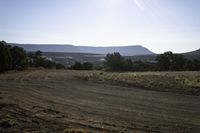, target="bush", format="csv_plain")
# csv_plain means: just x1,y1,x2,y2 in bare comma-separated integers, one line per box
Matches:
71,62,83,70
82,62,93,70
56,63,65,69
71,62,93,70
